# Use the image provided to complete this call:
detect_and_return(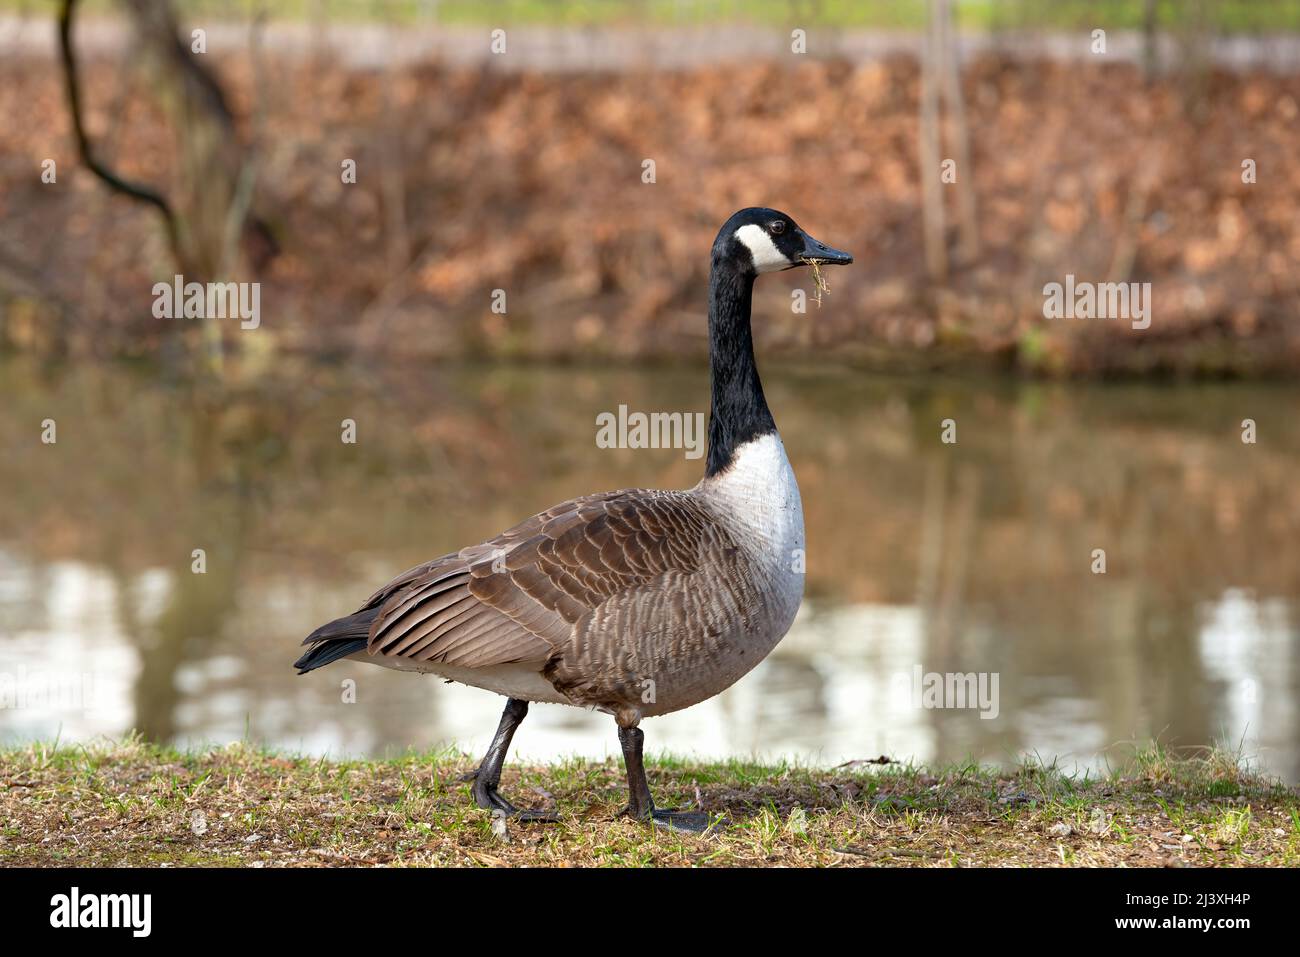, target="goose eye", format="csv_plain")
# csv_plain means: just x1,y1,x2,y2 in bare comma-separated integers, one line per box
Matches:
770,221,786,235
